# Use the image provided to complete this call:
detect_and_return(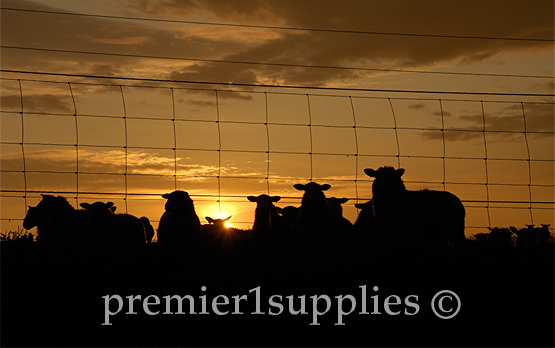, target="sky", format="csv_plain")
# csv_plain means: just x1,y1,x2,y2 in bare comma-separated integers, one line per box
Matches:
1,0,554,236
